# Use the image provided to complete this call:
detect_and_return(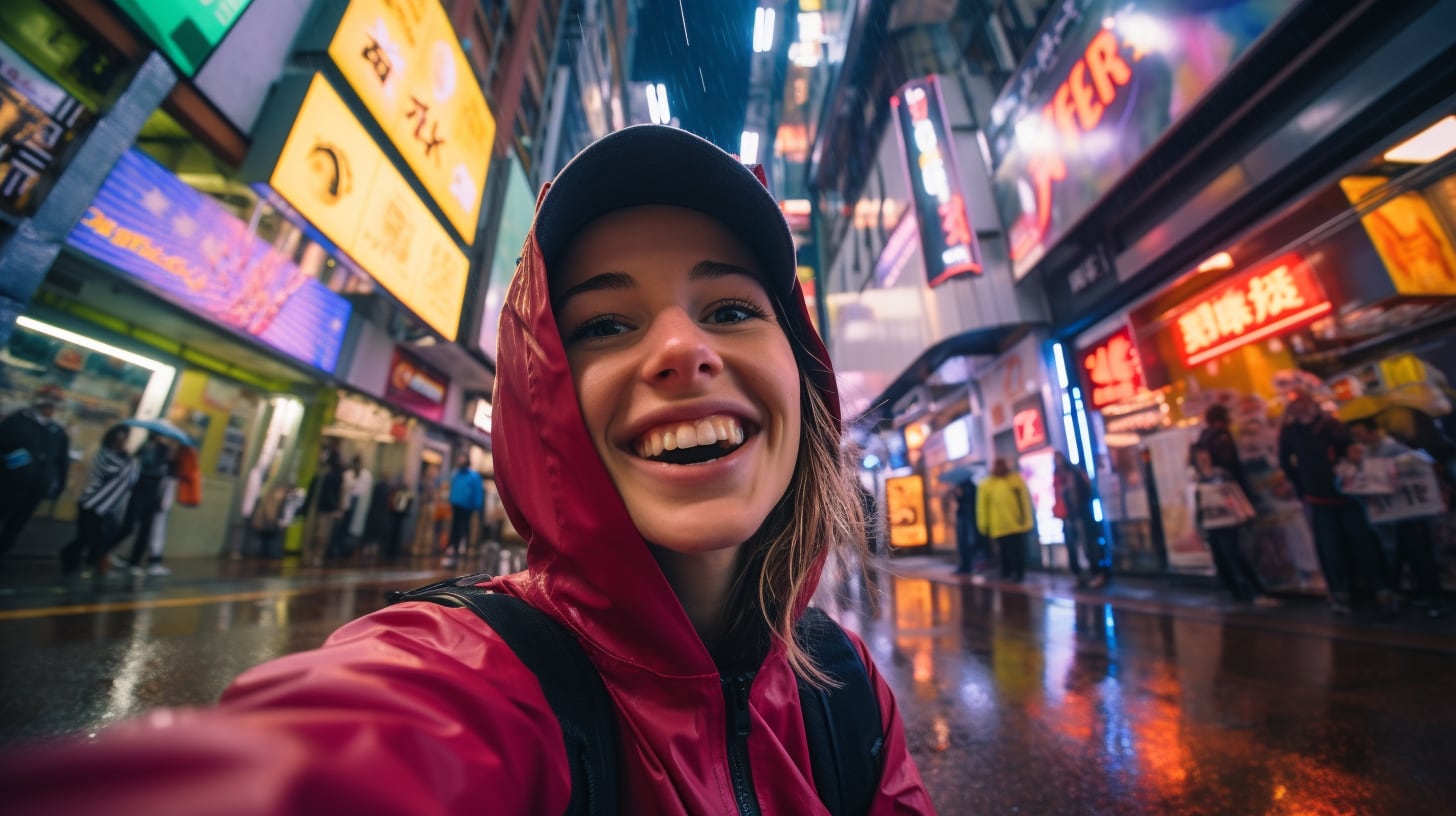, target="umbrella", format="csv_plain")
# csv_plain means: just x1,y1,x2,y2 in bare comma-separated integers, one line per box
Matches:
938,465,977,484
121,418,196,447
